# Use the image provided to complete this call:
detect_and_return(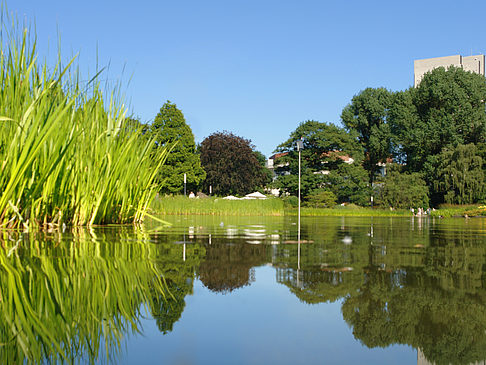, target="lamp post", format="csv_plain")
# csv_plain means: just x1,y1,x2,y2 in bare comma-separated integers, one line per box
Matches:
297,138,304,276
296,139,304,262
296,139,303,237
184,173,187,197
